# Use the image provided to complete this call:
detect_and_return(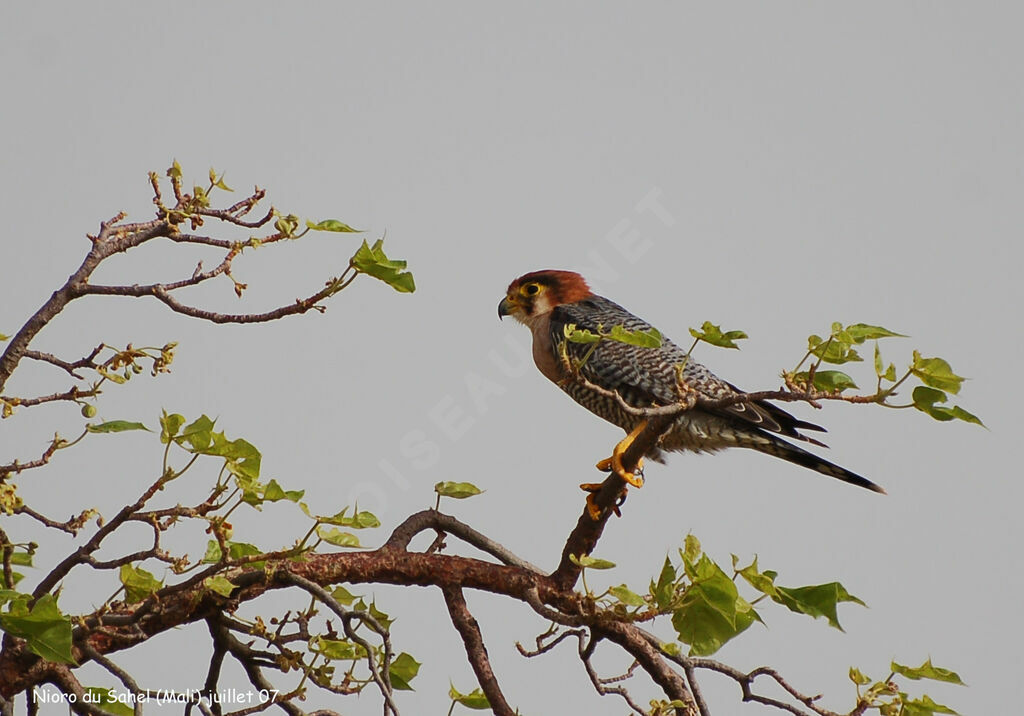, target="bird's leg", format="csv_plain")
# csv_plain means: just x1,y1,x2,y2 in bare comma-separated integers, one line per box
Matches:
595,420,647,488
579,482,627,520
